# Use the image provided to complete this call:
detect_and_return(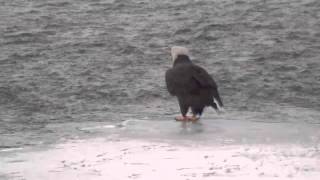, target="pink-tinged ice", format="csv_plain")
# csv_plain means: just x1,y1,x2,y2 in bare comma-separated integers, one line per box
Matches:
1,138,319,180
